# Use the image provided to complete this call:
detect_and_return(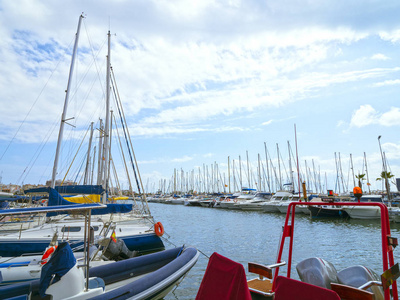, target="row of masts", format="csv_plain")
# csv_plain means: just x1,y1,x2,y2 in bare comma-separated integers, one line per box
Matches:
151,145,383,196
